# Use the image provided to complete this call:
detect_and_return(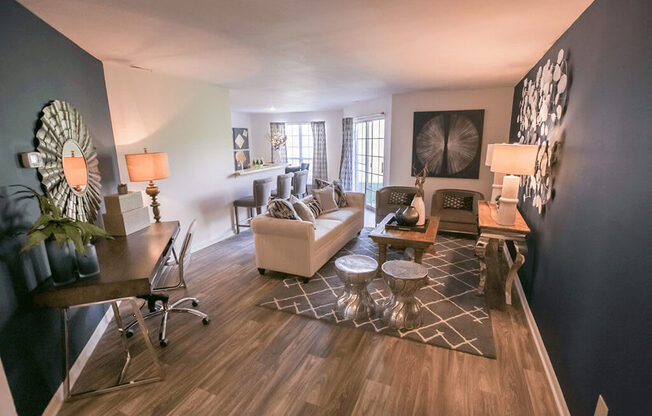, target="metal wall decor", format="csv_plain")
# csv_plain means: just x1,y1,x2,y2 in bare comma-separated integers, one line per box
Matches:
515,48,569,213
35,100,102,222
